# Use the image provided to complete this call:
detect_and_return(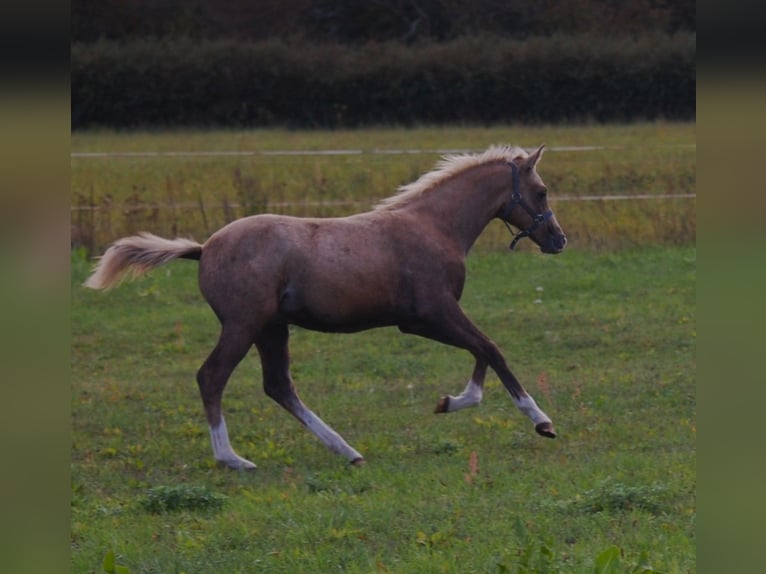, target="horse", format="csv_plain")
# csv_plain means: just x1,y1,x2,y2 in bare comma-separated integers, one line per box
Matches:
85,144,567,470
